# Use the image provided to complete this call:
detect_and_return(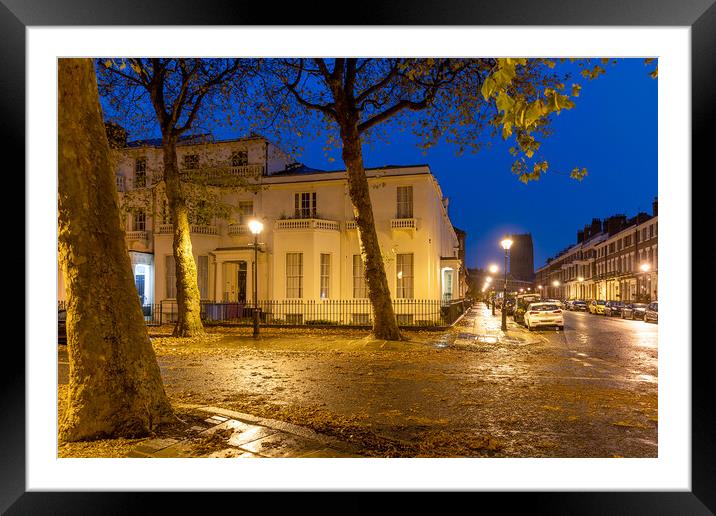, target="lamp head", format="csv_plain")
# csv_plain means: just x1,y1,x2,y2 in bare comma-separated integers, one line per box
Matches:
248,219,264,235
